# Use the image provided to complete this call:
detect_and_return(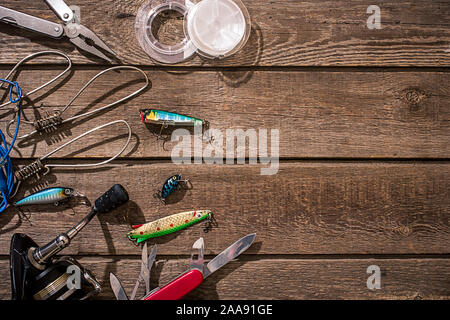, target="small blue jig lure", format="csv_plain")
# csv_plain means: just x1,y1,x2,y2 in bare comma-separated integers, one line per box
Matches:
14,187,84,207
156,174,190,202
